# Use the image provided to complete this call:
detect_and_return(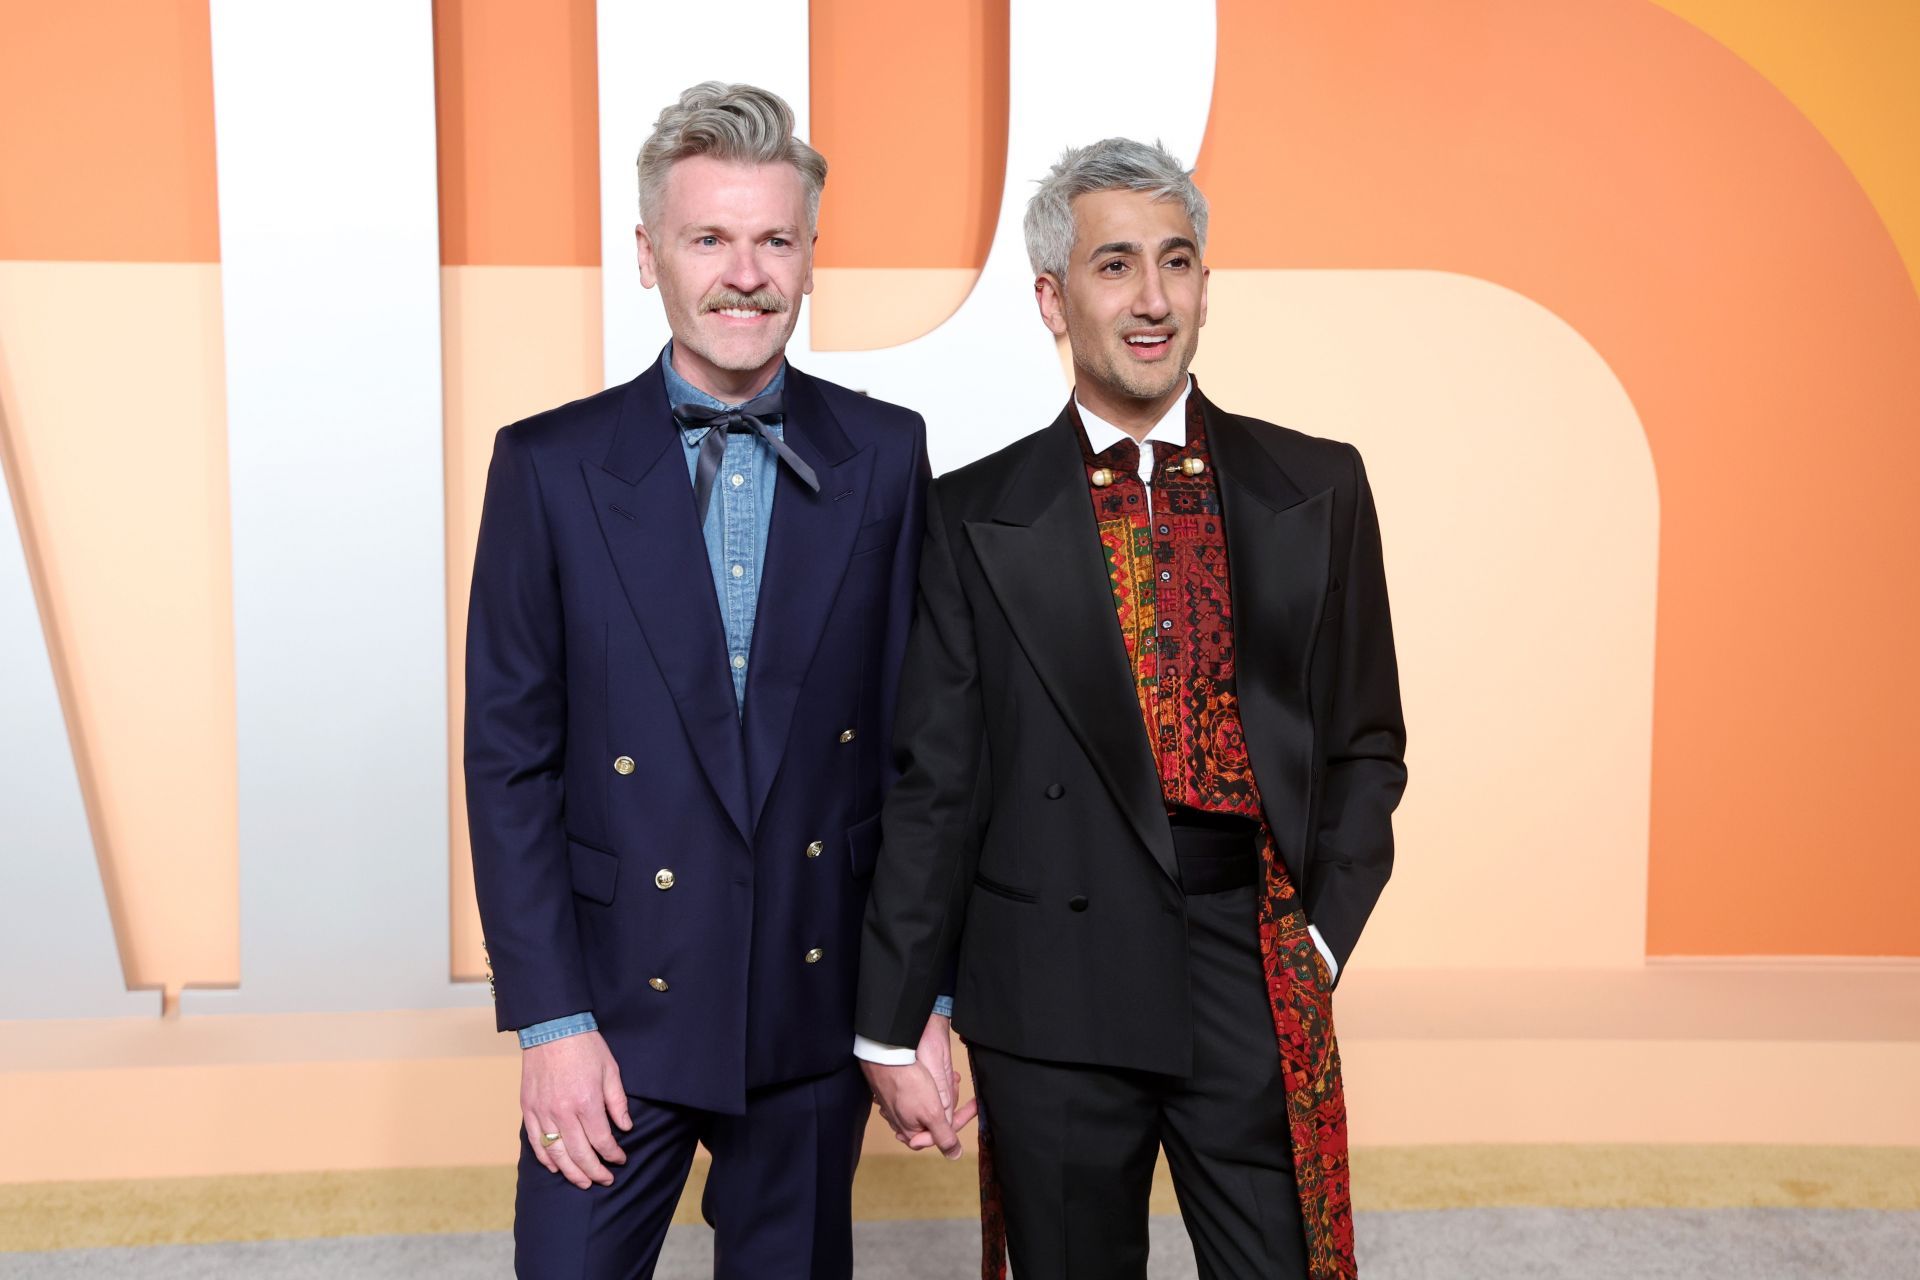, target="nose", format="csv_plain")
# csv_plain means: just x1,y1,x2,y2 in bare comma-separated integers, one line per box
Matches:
721,240,771,295
1133,263,1171,321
